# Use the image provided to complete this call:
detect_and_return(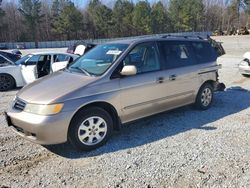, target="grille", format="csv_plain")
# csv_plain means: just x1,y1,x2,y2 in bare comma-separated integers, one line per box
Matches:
13,98,26,111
